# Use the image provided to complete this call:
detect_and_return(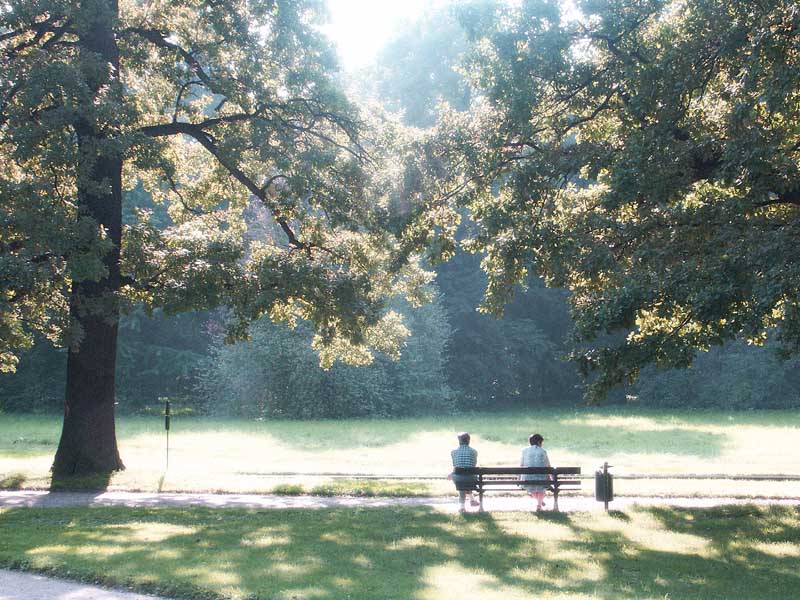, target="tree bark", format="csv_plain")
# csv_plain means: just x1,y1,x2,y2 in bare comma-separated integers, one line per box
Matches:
52,0,125,480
